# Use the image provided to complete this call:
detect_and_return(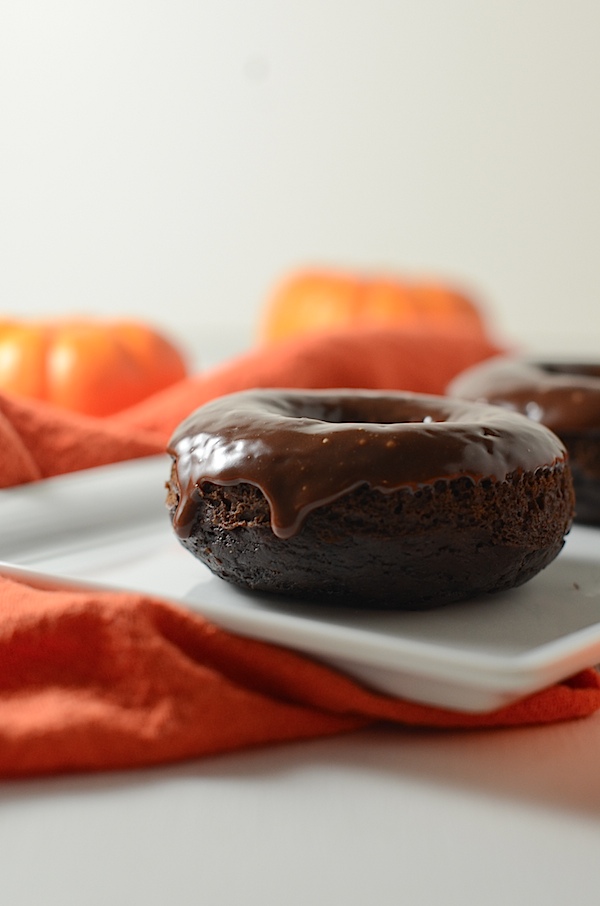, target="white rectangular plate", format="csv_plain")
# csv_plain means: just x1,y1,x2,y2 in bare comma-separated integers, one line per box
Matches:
1,455,600,713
